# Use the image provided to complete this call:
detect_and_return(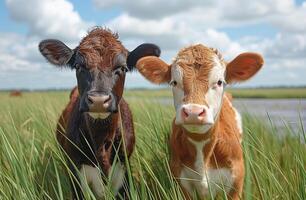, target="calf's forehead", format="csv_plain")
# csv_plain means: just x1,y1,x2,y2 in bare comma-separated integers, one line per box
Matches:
173,45,225,88
79,47,127,71
78,29,127,71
